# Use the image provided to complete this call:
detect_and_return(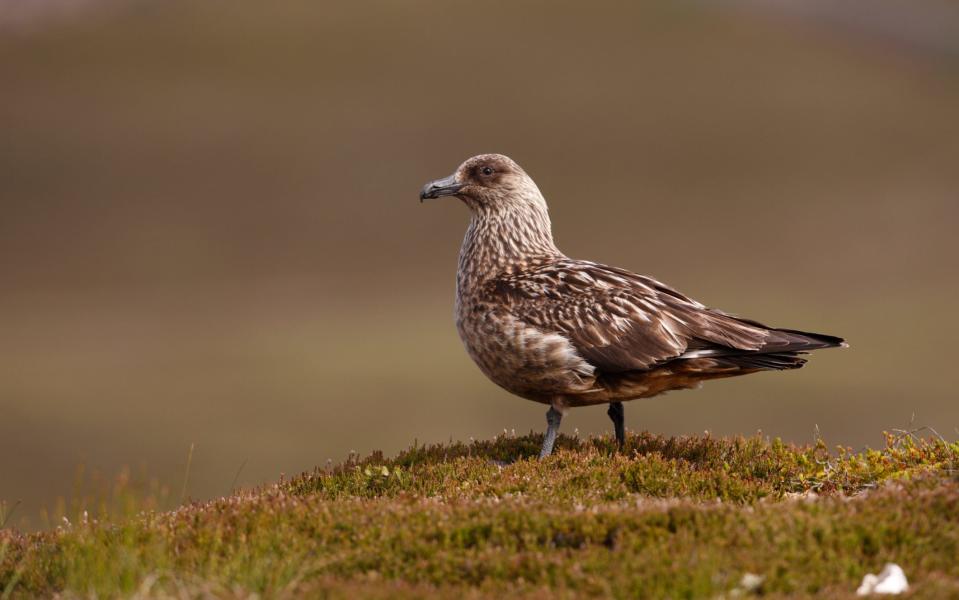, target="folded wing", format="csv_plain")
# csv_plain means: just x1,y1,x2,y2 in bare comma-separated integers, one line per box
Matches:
489,260,843,374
